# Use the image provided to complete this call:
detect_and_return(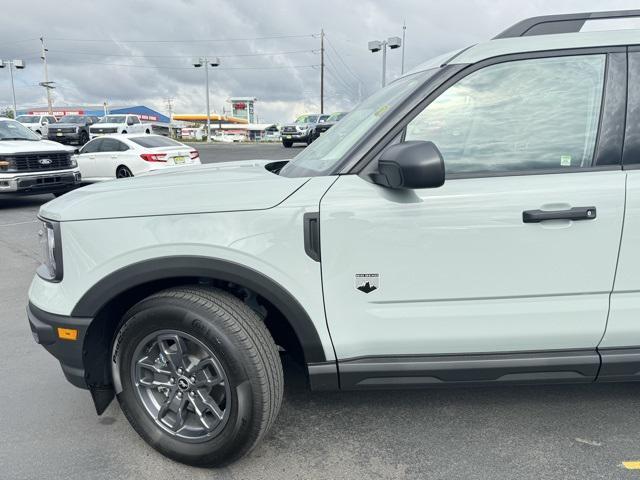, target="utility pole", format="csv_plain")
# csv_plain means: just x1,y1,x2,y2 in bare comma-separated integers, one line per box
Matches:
401,21,406,74
40,37,54,114
320,29,325,114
